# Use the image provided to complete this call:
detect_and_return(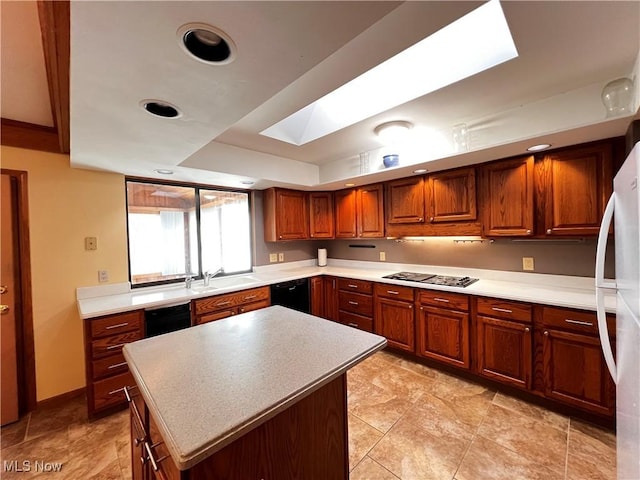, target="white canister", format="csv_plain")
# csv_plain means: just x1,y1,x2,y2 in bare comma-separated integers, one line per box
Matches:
318,248,327,267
